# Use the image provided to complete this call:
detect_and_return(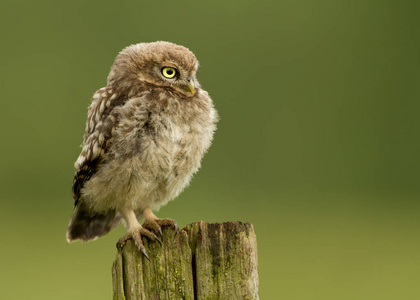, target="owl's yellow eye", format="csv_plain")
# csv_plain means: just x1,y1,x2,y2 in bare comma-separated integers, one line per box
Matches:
161,67,177,79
